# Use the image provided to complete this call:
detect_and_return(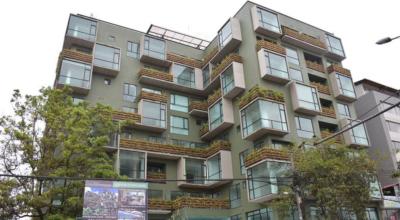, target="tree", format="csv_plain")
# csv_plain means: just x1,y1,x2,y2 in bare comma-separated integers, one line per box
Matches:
272,143,377,219
0,88,118,219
